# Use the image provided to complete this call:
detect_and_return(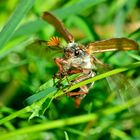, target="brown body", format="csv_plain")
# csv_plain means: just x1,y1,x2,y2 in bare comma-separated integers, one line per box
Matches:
42,12,139,106
54,43,96,106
